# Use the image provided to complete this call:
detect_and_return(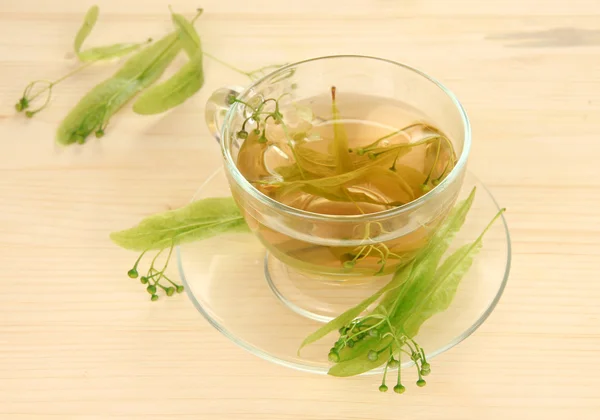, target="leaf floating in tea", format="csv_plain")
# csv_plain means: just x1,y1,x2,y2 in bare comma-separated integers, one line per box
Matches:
234,86,460,273
330,86,354,174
